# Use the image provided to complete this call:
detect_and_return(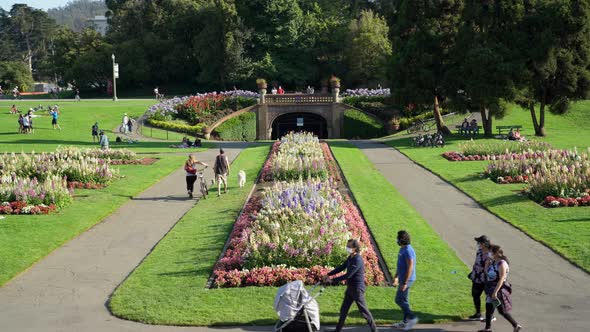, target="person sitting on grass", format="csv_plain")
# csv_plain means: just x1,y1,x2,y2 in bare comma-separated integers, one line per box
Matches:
513,128,525,142
99,131,109,150
10,104,17,114
194,137,202,148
